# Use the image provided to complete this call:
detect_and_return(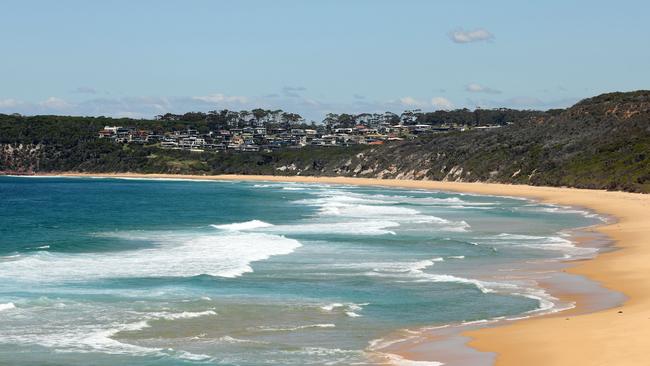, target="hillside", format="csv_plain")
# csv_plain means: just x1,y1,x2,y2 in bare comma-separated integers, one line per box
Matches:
1,91,649,192
352,91,650,192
